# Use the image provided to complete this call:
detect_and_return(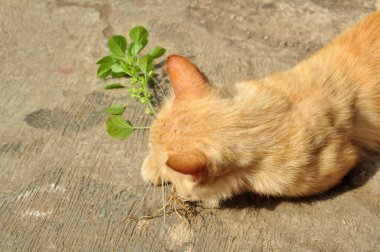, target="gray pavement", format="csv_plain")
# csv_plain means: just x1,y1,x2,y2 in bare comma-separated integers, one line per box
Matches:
1,0,379,251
